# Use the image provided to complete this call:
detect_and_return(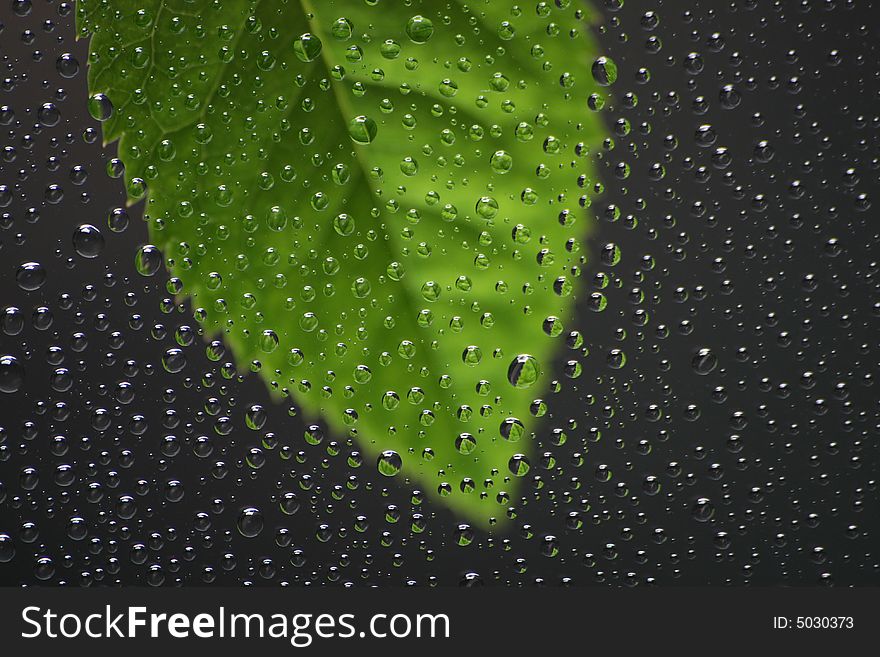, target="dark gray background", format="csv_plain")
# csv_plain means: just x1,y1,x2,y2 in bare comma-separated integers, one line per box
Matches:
0,0,877,585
